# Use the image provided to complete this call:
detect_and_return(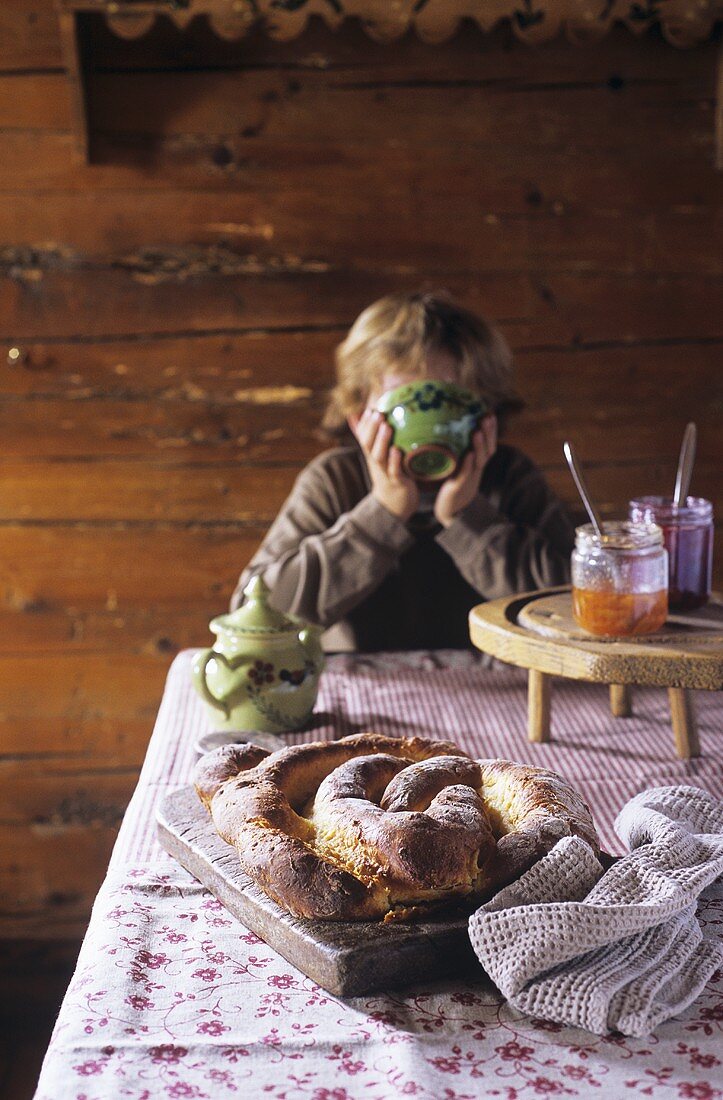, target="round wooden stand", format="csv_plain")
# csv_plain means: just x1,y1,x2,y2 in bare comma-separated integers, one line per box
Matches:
468,588,723,760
